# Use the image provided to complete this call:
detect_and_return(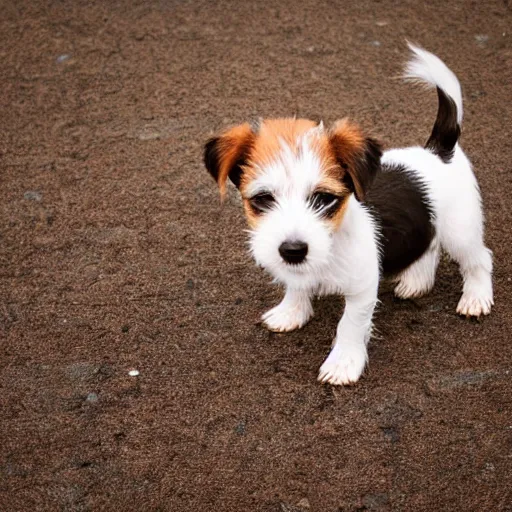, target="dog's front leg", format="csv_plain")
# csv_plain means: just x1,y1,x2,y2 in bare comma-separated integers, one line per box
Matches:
262,287,314,332
318,288,377,385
